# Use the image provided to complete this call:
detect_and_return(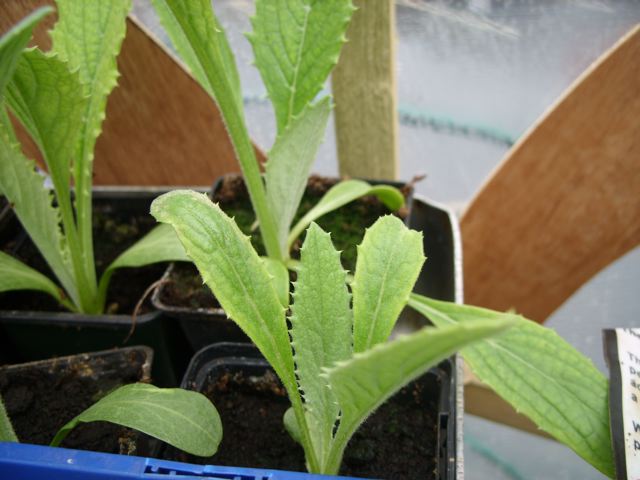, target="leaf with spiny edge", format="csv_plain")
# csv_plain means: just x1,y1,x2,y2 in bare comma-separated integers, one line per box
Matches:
248,0,355,132
408,294,615,478
289,223,352,465
352,215,425,352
